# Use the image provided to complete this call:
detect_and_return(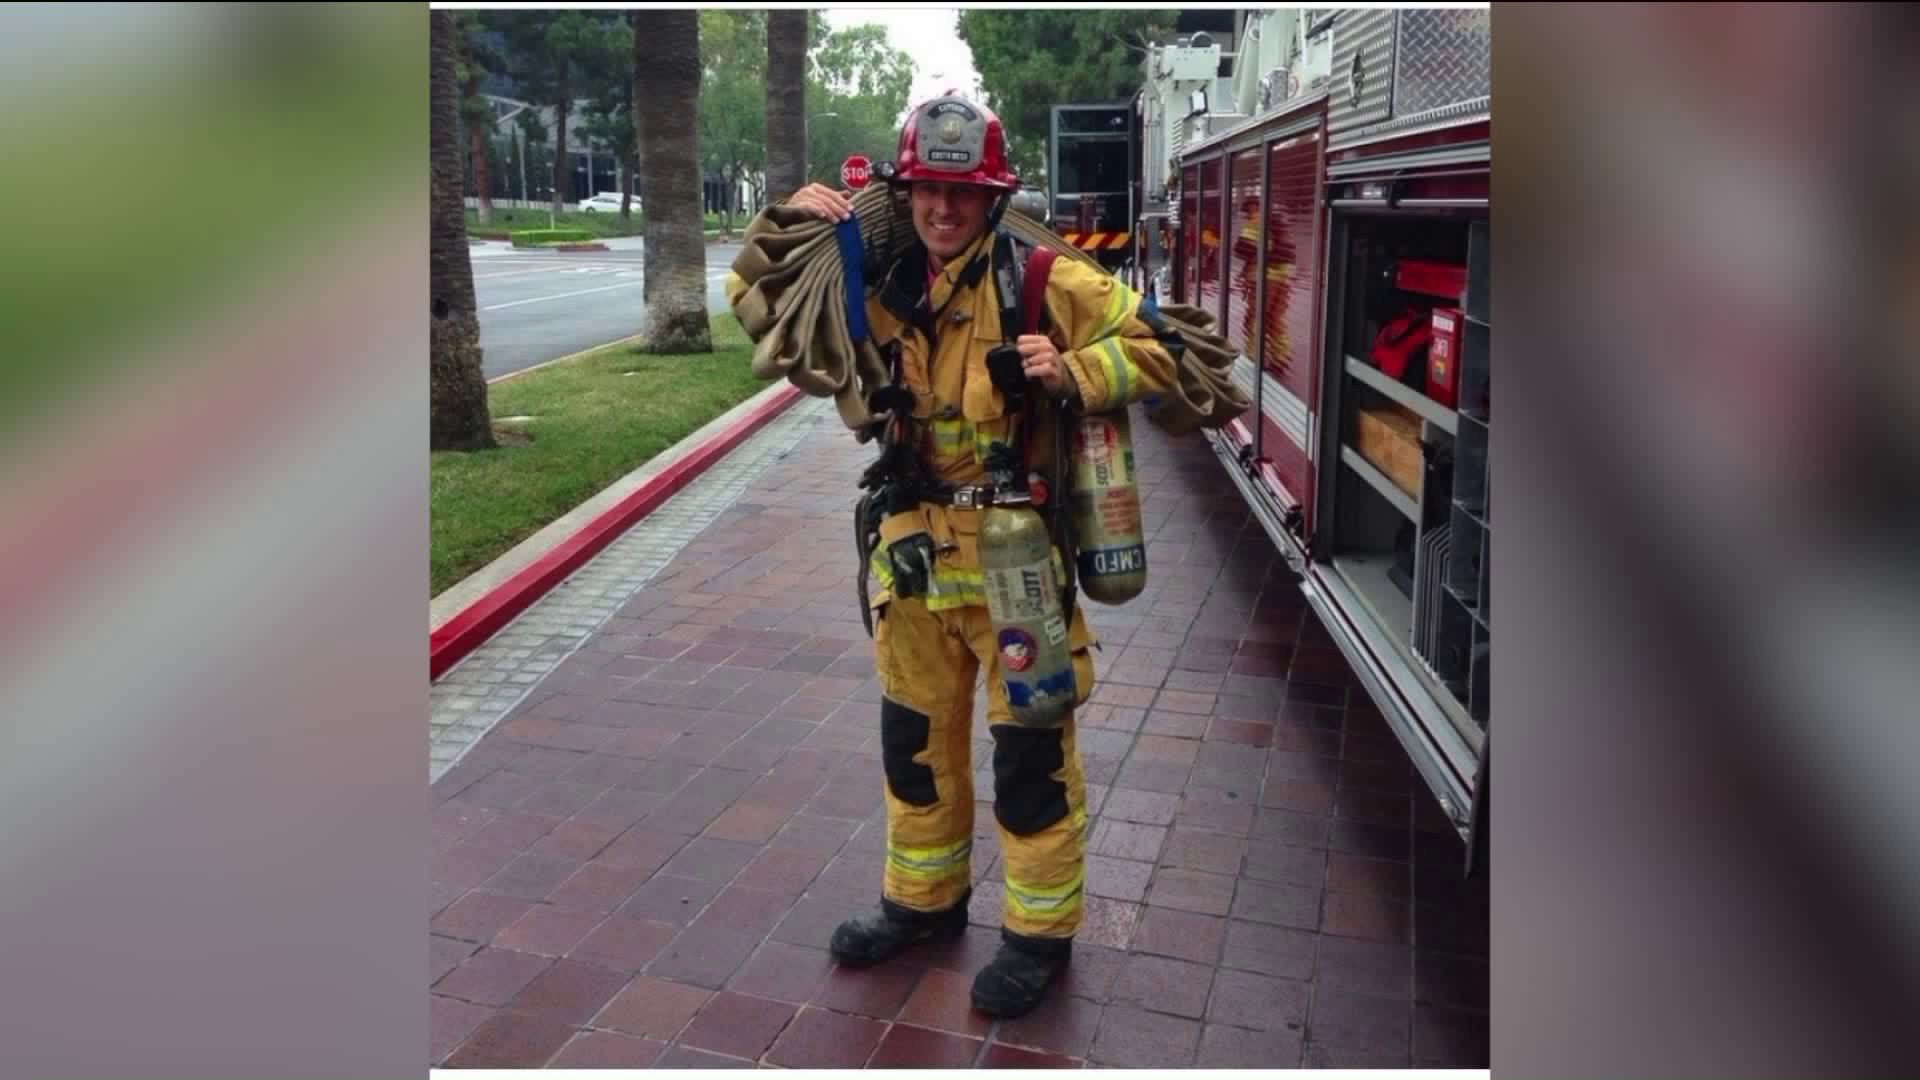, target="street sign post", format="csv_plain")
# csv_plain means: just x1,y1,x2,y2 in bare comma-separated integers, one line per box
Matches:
841,154,871,190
